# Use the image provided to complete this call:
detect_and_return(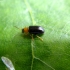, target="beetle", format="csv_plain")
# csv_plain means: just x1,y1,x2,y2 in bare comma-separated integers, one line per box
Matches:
15,26,45,41
22,26,44,35
22,26,45,41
